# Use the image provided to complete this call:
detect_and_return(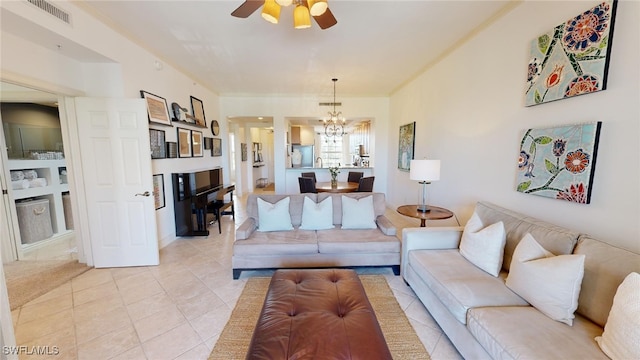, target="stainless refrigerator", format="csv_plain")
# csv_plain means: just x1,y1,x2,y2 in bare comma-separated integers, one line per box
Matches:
292,145,314,167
